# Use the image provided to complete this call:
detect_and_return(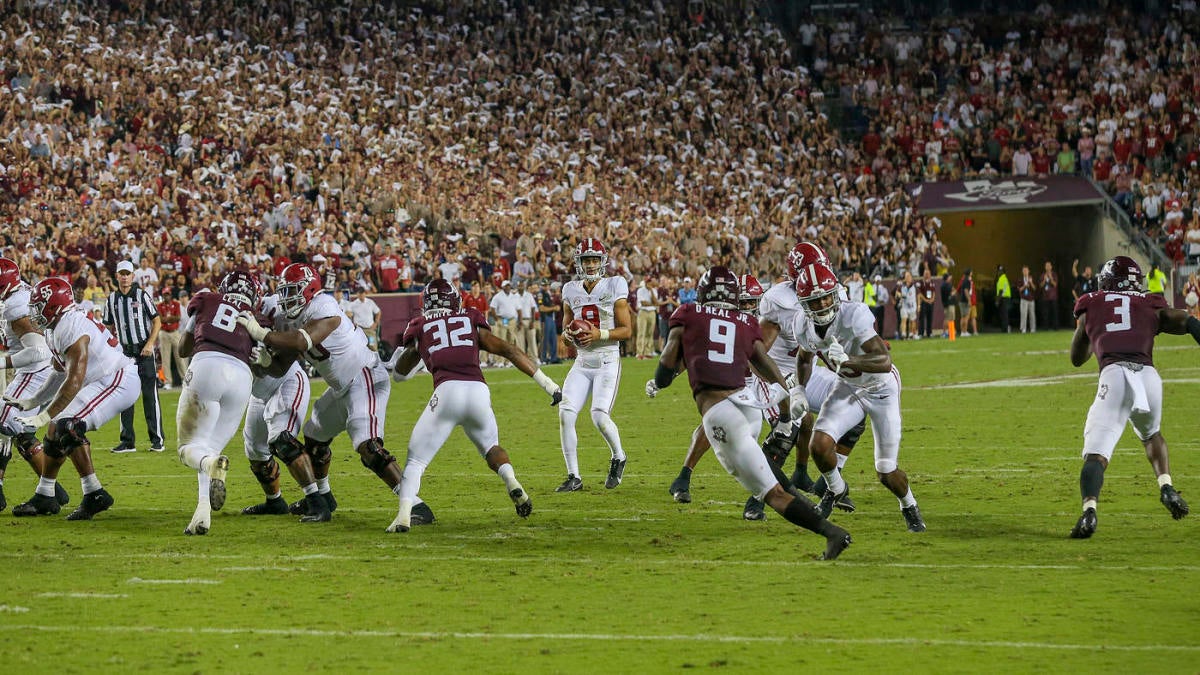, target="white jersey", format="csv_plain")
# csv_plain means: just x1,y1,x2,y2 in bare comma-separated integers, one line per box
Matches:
789,301,895,394
285,293,374,392
48,308,133,387
562,275,628,355
2,284,52,374
760,280,849,374
251,295,307,399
